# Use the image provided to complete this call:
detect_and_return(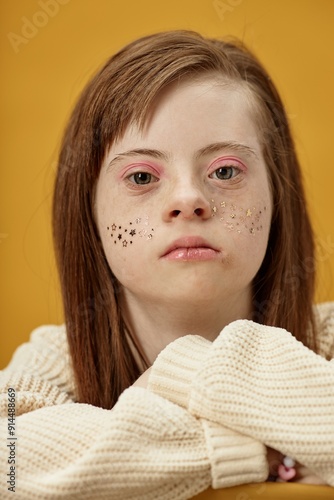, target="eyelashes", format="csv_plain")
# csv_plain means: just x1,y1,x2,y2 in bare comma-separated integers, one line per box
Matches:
209,166,241,181
121,156,246,187
106,217,155,247
127,172,159,185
